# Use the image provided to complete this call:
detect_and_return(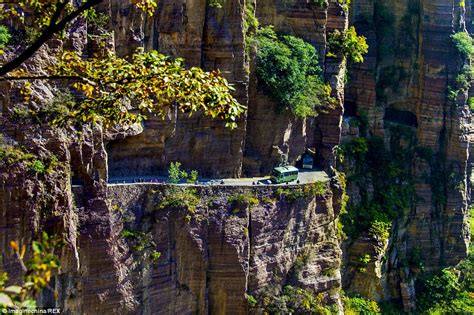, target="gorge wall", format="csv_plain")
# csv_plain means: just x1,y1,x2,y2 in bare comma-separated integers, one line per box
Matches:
341,0,472,310
67,182,343,314
0,0,348,313
0,0,472,314
105,0,347,178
